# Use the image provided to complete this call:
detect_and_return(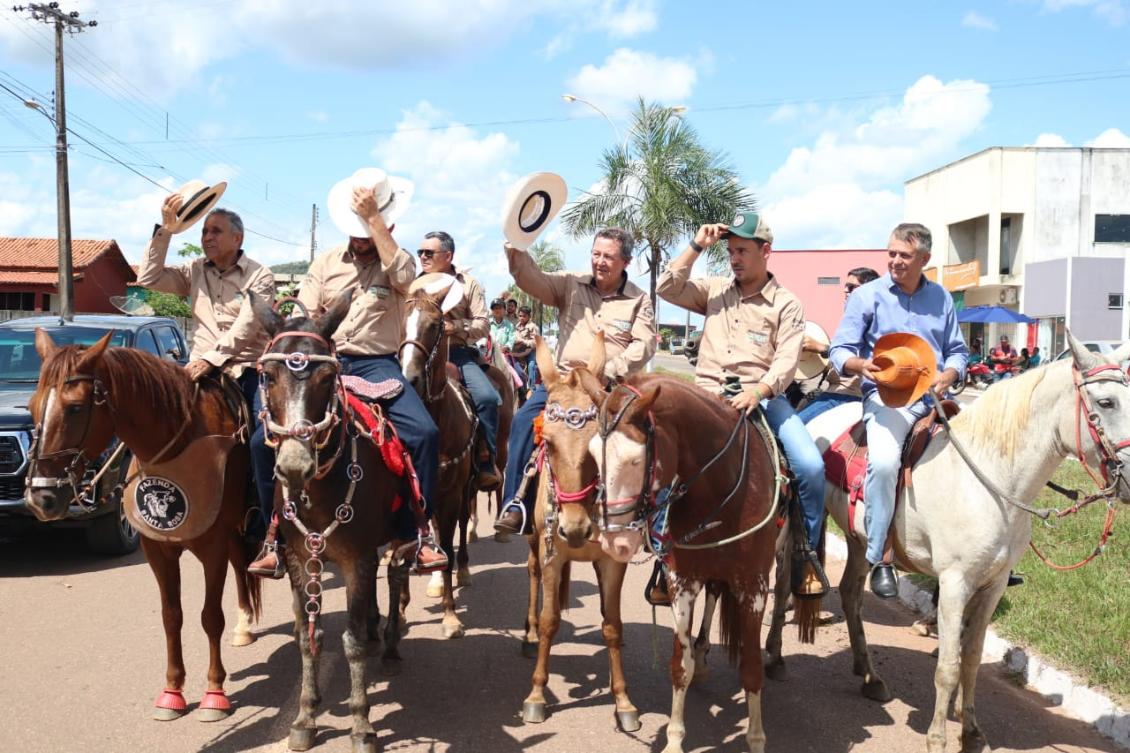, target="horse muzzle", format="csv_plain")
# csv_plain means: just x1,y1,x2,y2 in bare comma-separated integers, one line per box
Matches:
24,483,74,521
599,528,644,563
